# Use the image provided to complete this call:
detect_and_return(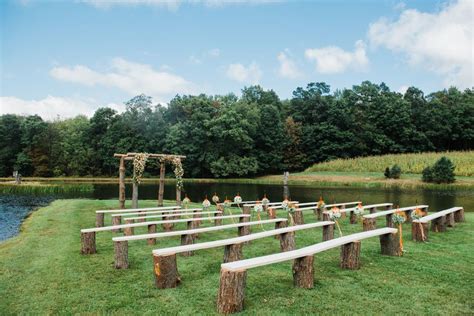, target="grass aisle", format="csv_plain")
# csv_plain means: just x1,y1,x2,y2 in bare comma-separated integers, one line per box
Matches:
1,199,473,314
